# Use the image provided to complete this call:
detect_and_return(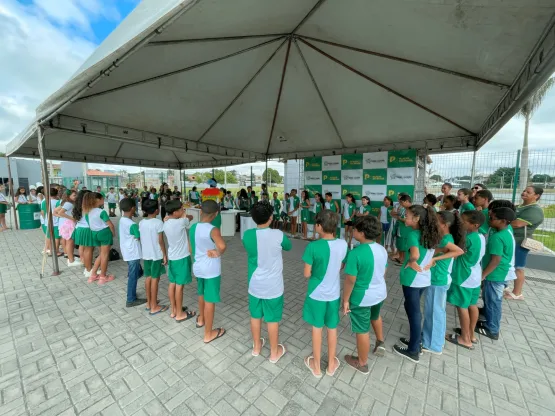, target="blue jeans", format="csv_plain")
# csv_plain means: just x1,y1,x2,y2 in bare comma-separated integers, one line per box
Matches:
484,280,504,334
127,260,143,302
515,245,529,270
402,285,428,354
422,284,449,352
